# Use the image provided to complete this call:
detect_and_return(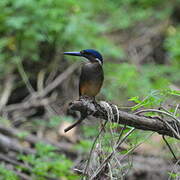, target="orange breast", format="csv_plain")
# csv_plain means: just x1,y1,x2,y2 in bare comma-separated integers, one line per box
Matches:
80,81,102,97
79,62,104,97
